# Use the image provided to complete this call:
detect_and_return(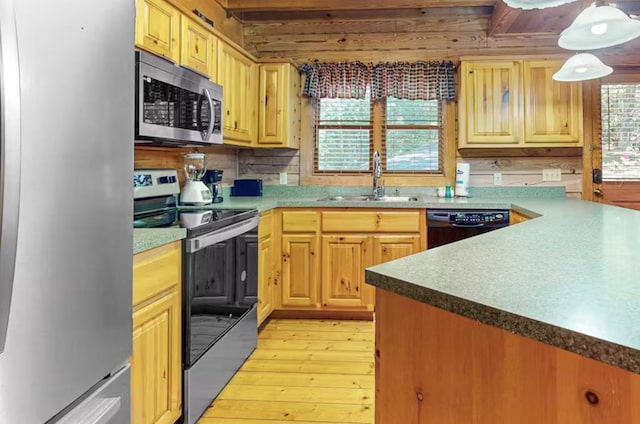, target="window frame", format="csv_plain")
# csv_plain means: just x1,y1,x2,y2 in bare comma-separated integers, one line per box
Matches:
600,81,640,181
303,96,454,186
